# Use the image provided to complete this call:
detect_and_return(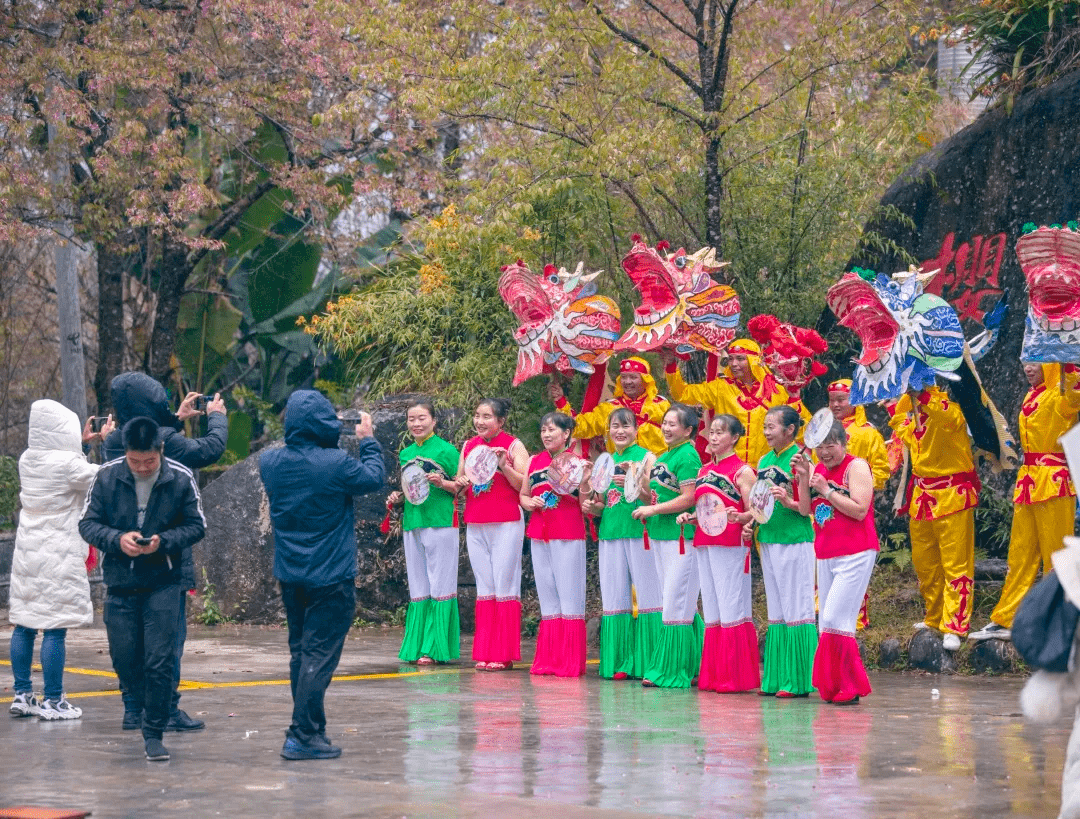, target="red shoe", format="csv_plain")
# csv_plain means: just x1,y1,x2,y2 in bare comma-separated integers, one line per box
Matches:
417,656,435,666
612,672,628,681
642,679,657,688
475,662,489,670
832,695,860,706
775,690,809,699
487,661,513,671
